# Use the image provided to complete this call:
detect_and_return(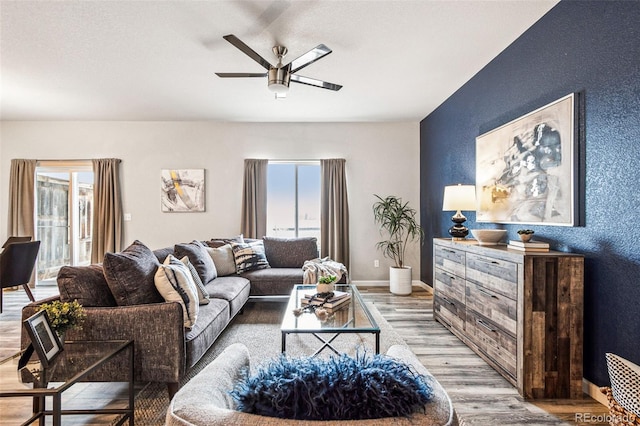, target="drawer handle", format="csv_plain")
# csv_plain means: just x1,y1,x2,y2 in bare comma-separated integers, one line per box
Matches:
477,319,497,332
441,296,455,306
477,258,500,265
443,249,456,254
477,287,498,299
